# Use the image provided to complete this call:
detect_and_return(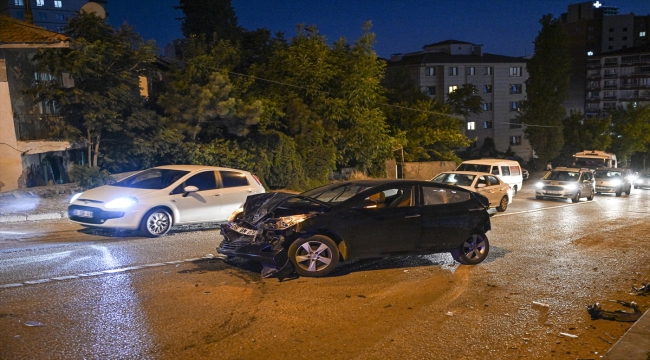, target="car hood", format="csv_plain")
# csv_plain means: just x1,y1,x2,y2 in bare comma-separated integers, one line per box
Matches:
240,192,298,224
77,185,158,202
